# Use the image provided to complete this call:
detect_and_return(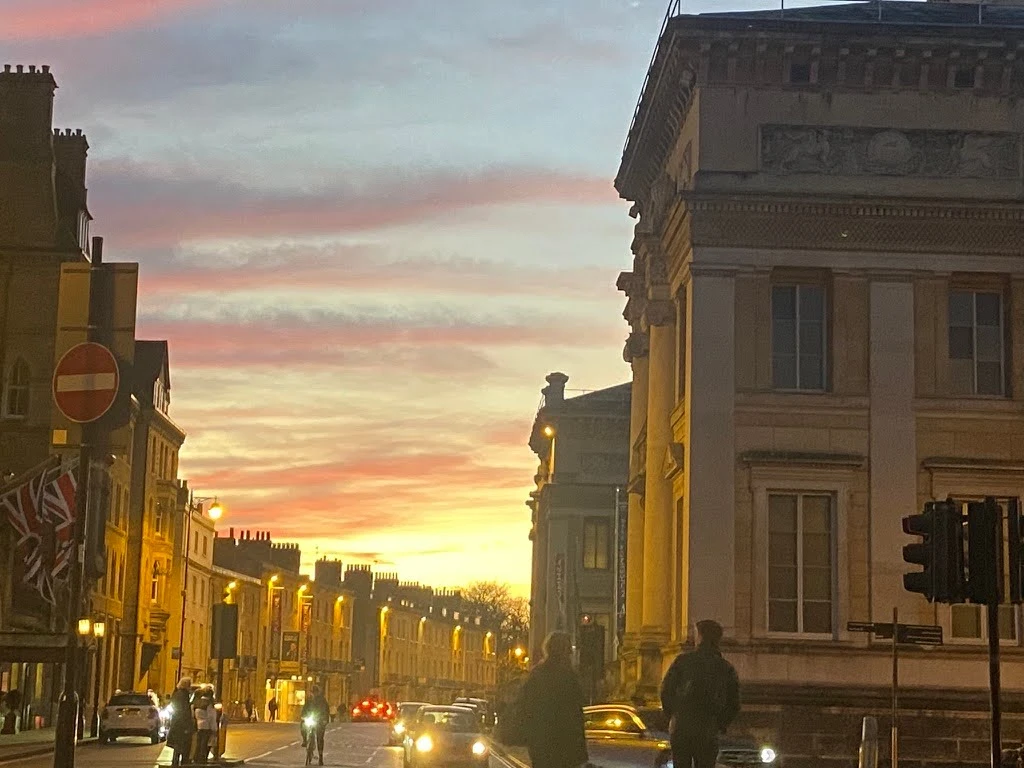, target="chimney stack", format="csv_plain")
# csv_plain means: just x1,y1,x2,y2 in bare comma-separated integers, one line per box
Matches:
542,372,569,406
